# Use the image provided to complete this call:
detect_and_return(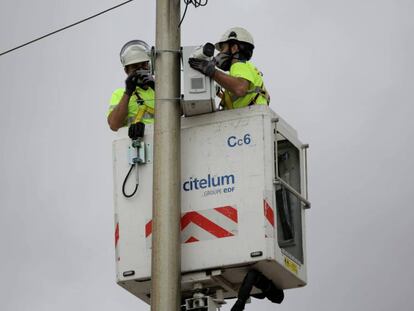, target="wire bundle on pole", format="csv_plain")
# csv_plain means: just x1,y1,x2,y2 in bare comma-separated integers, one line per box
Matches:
179,0,209,27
